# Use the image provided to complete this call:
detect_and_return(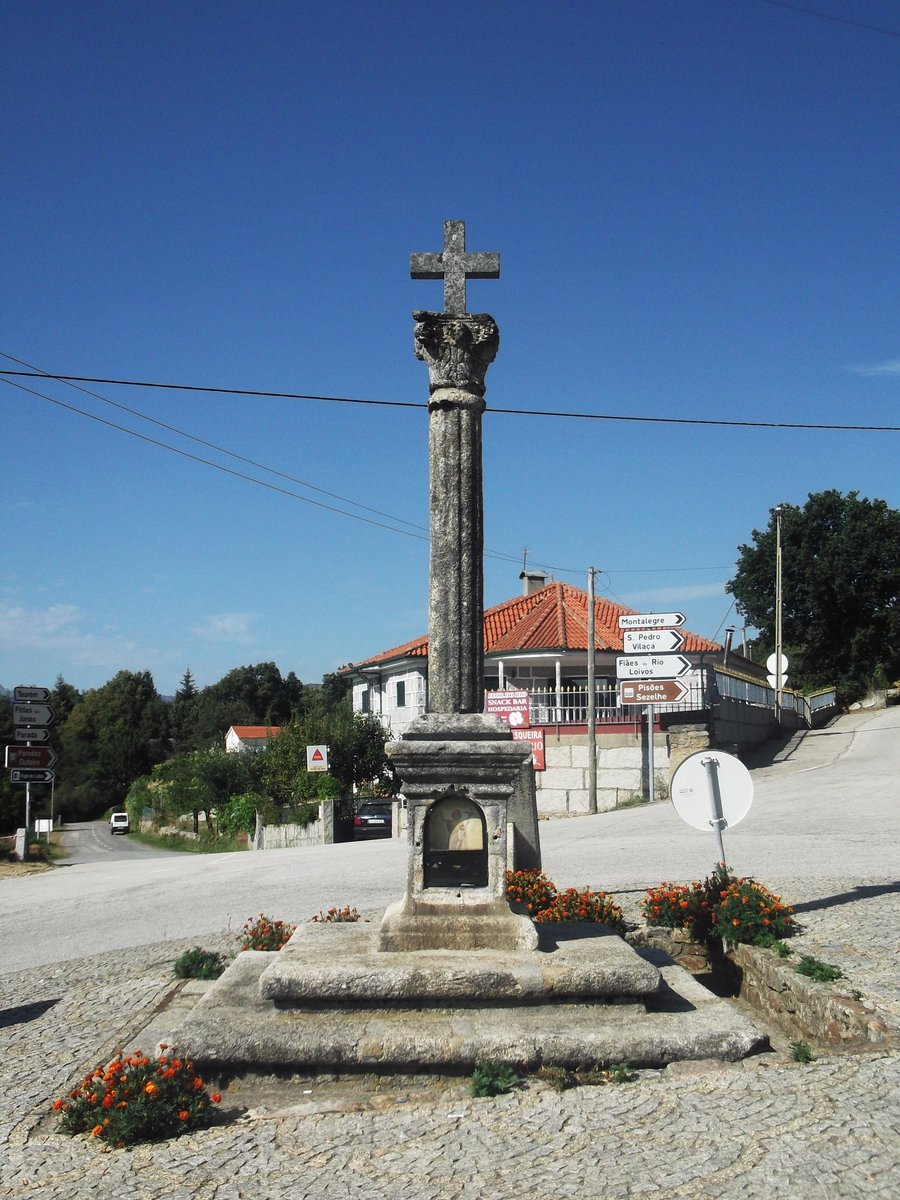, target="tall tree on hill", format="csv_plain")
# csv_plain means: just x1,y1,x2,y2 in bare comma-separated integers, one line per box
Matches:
189,662,306,747
56,670,169,818
727,490,900,703
169,667,201,754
